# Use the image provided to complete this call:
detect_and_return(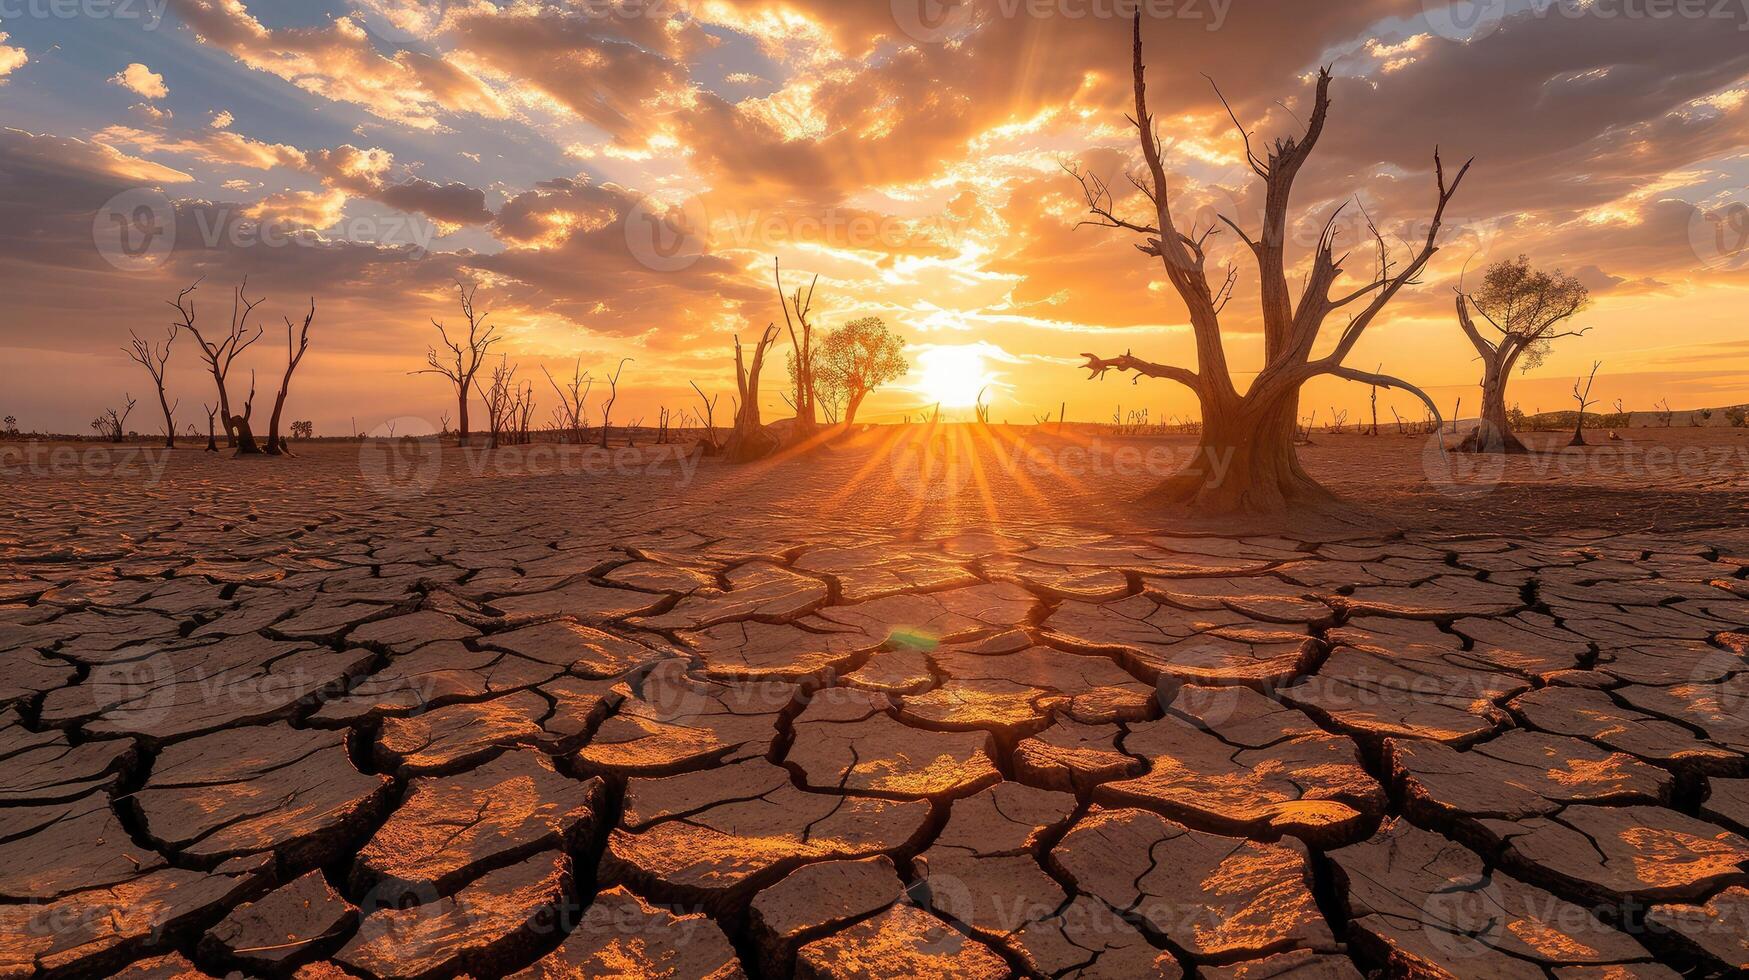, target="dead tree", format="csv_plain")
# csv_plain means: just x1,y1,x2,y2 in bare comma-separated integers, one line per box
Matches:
690,382,722,453
203,404,218,451
125,325,178,448
543,359,592,444
95,396,136,442
230,371,261,454
599,358,631,450
1455,256,1590,453
517,381,536,445
414,281,498,447
1654,398,1675,427
776,259,821,439
1068,14,1467,514
174,278,264,449
1368,369,1380,435
1570,361,1601,447
477,357,517,449
264,300,314,456
1328,408,1348,435
724,325,781,463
